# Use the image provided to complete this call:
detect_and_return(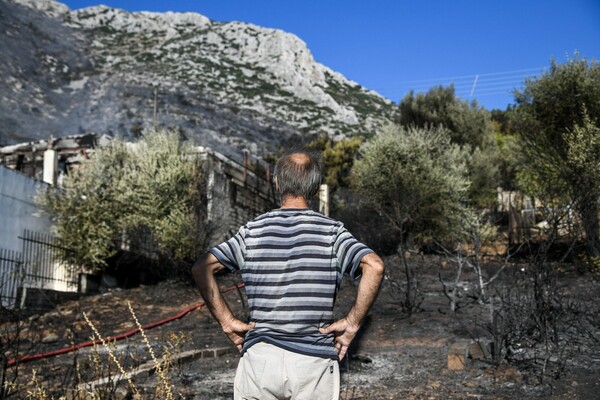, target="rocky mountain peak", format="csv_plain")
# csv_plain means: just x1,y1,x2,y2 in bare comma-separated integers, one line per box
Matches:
66,5,212,35
9,0,69,17
1,0,395,158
